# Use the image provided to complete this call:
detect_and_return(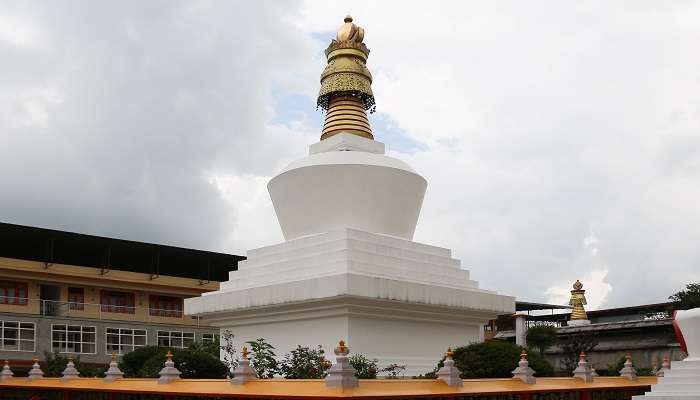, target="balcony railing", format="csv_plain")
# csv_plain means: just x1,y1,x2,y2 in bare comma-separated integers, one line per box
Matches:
0,296,199,326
